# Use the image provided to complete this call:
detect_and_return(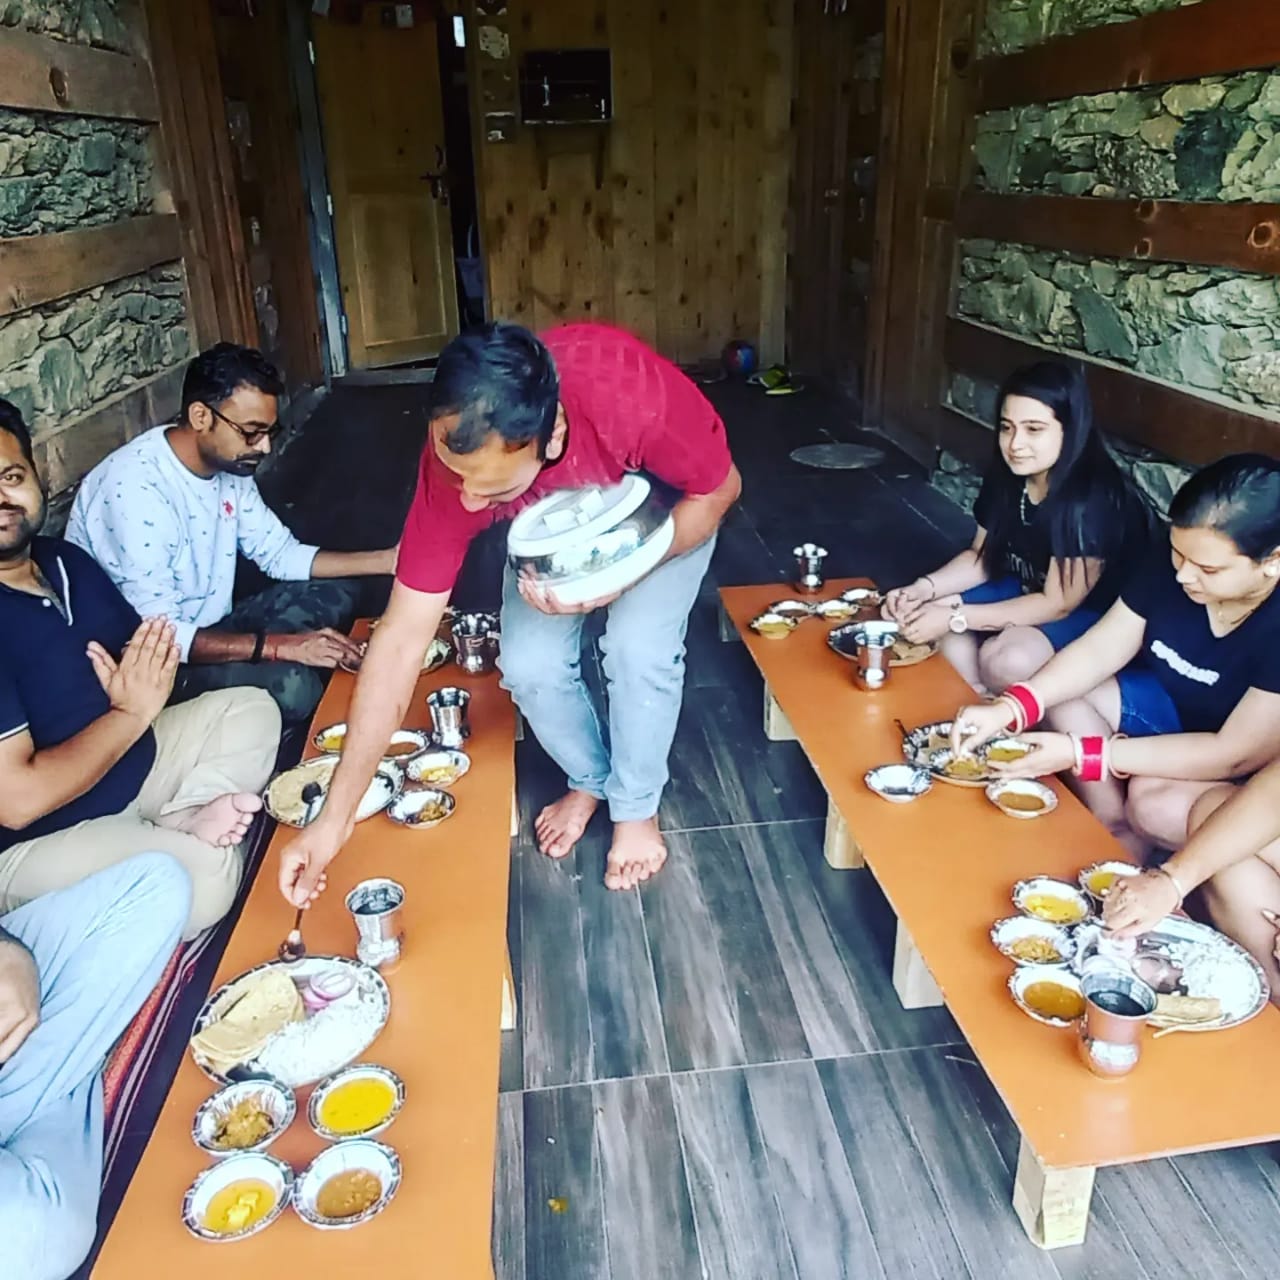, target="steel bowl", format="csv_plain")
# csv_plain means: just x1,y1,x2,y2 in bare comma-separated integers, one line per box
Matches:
864,763,932,803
